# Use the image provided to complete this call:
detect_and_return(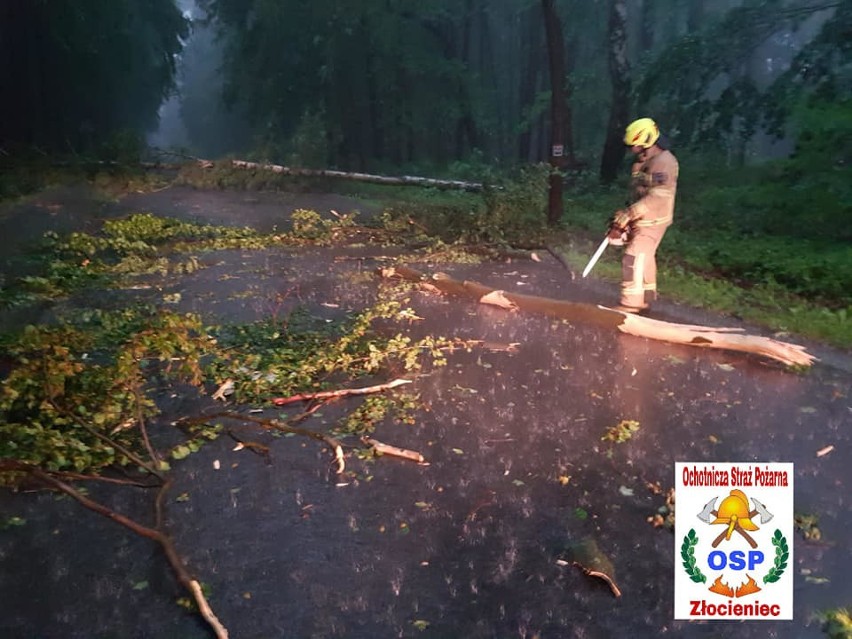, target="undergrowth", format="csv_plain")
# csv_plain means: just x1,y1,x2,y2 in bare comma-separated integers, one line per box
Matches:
493,158,851,349
821,607,852,639
553,238,851,349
